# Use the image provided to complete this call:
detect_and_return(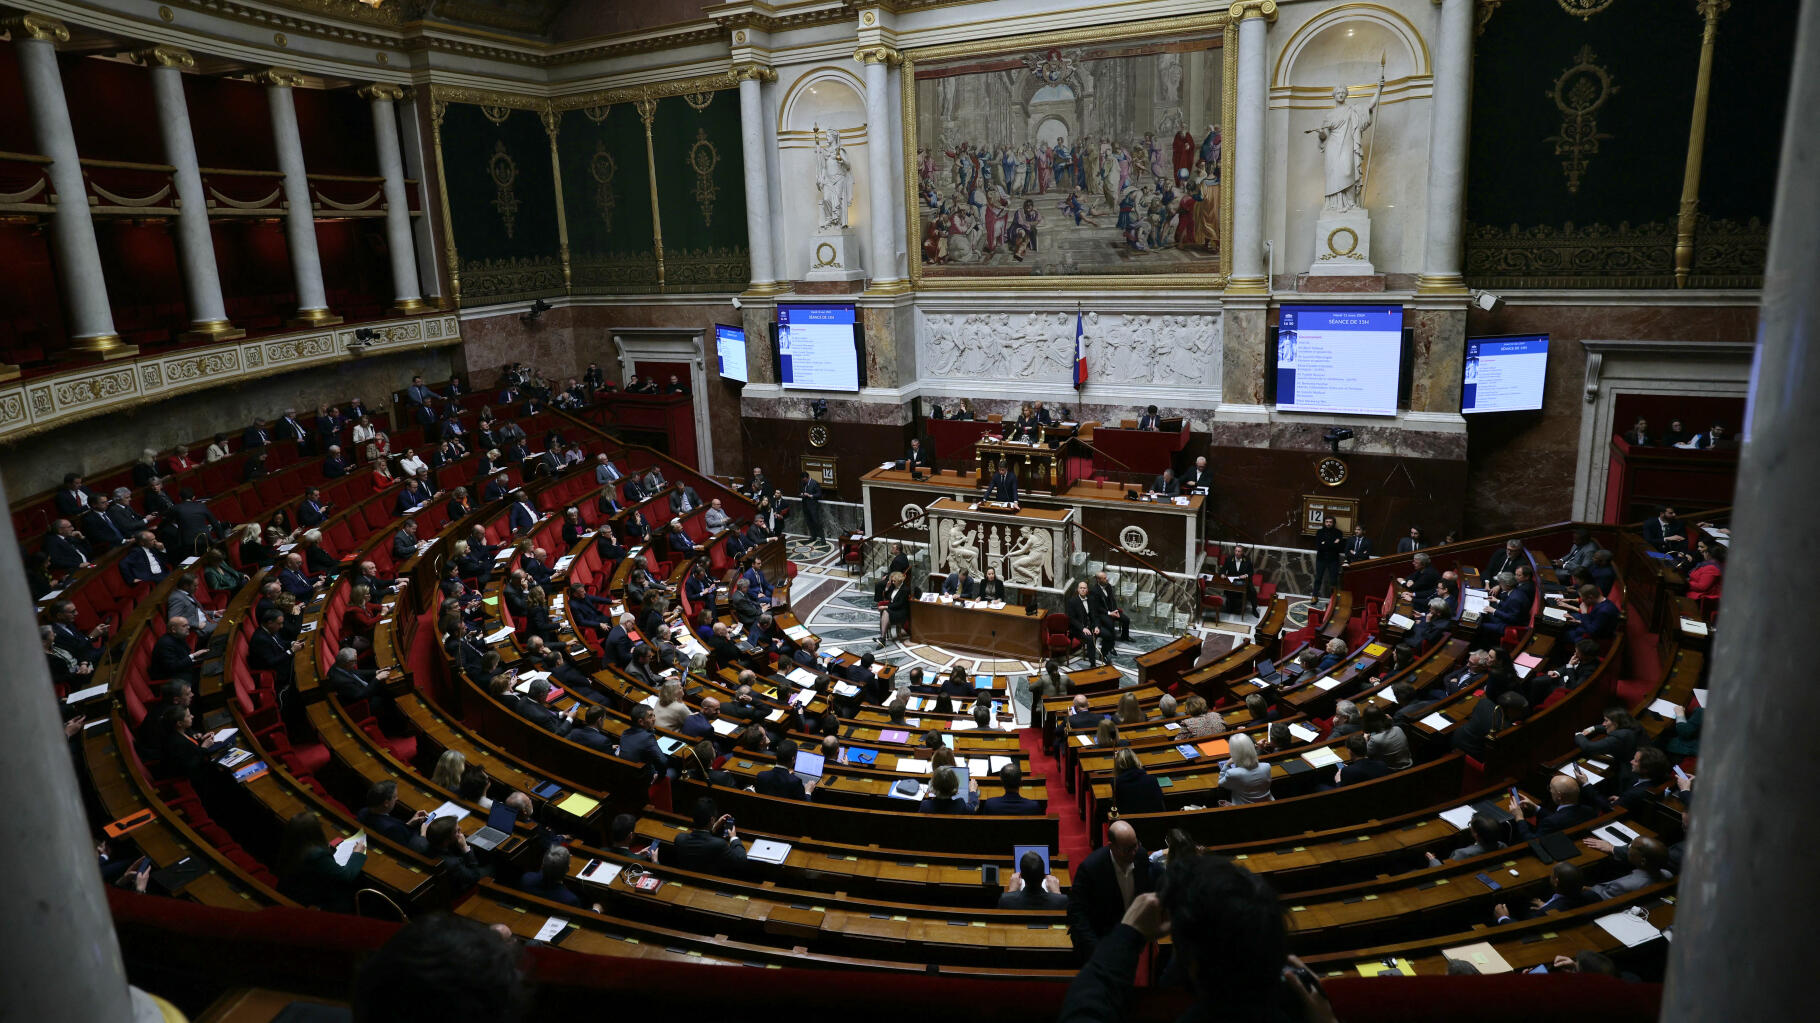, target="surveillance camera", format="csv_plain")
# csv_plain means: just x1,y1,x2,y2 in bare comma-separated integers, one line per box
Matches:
730,295,743,310
1471,290,1504,313
1321,427,1353,455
